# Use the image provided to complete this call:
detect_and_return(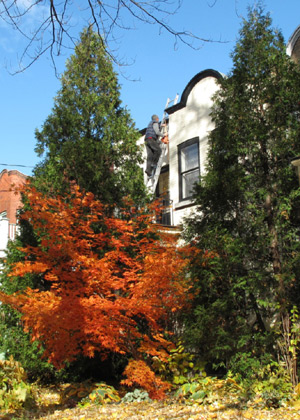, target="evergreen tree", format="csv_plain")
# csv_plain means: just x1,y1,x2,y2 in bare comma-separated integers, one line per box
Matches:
183,6,300,380
34,26,146,207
